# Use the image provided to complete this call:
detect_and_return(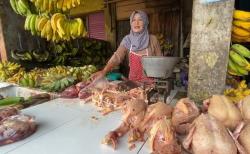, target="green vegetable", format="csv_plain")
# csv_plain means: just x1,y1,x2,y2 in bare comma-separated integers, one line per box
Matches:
0,97,24,106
